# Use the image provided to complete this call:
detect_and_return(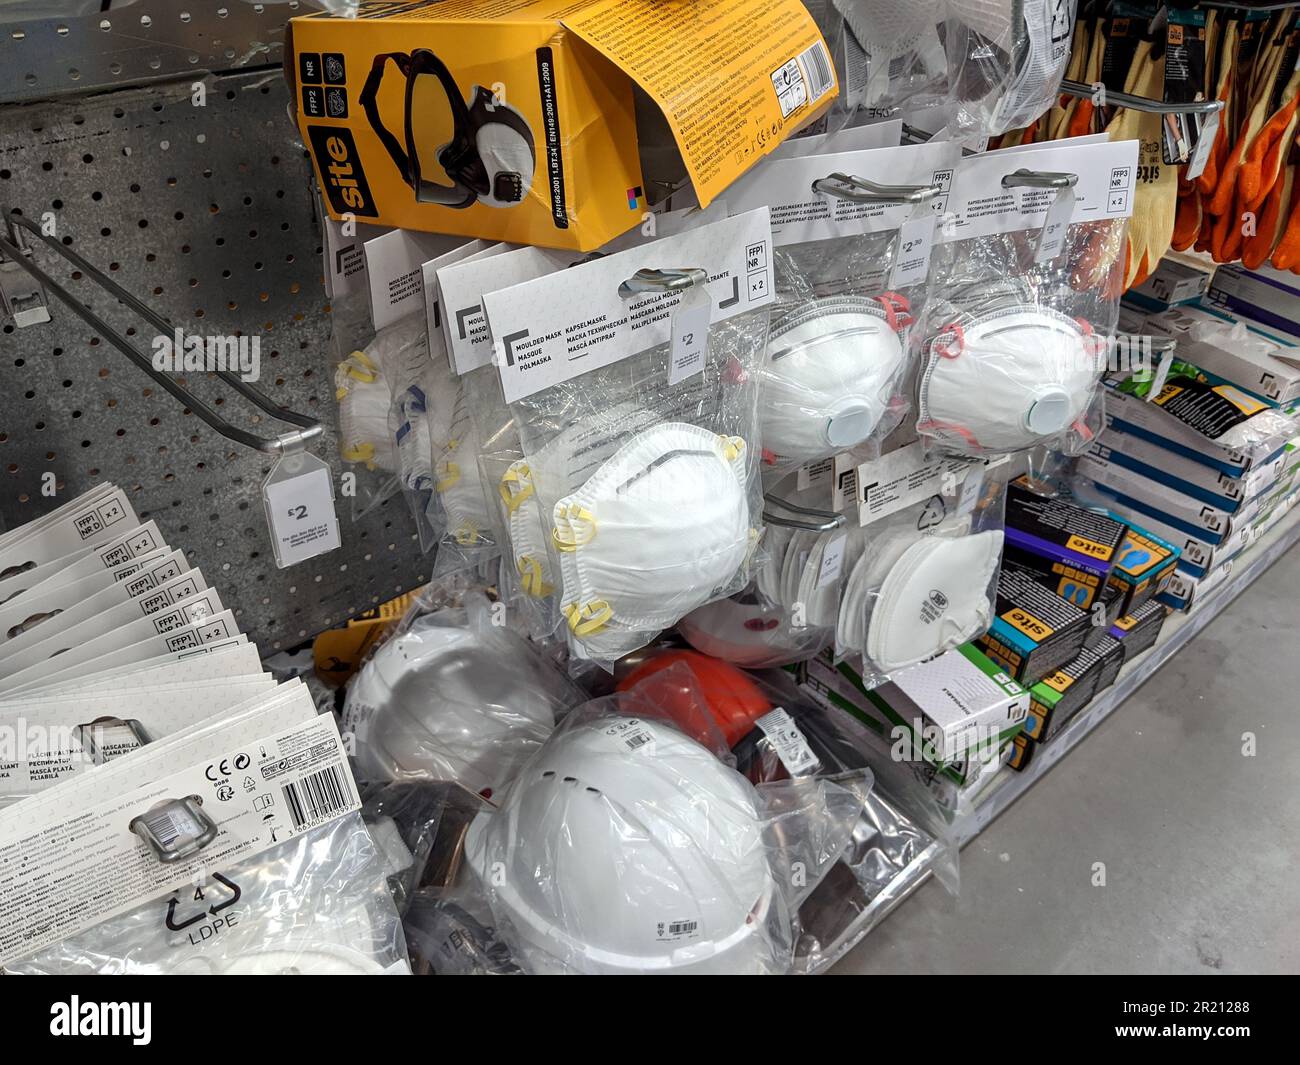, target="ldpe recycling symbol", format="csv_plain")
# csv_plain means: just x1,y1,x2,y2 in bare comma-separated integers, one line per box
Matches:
917,495,946,530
